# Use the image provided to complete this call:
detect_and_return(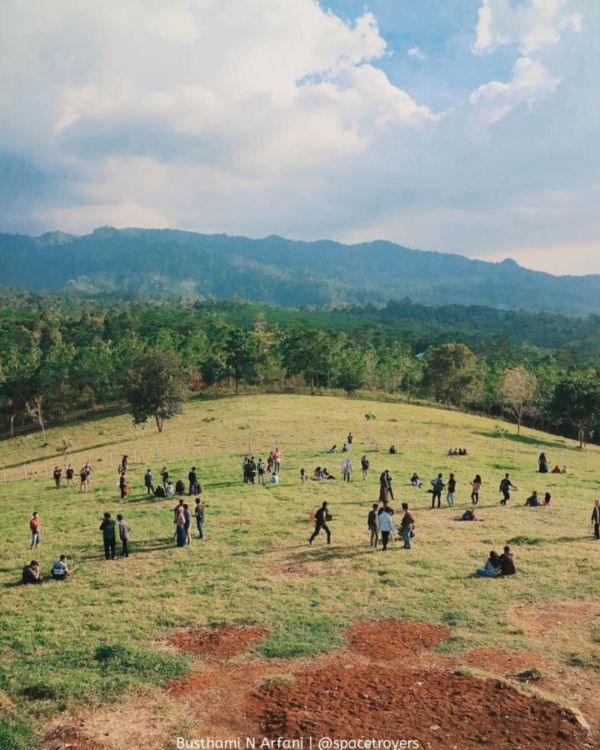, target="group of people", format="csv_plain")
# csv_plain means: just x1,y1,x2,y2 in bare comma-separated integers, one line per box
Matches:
23,510,77,583
52,462,92,492
328,433,353,453
143,465,202,498
367,500,415,551
537,452,568,474
476,546,516,577
447,447,468,456
172,498,206,546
